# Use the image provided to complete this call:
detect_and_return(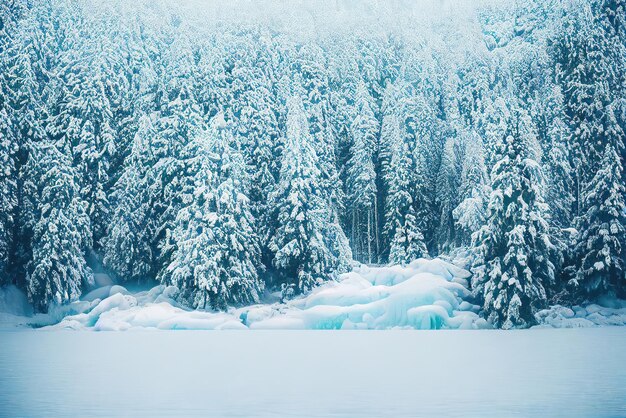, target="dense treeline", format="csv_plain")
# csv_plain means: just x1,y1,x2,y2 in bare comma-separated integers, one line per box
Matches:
0,0,624,328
